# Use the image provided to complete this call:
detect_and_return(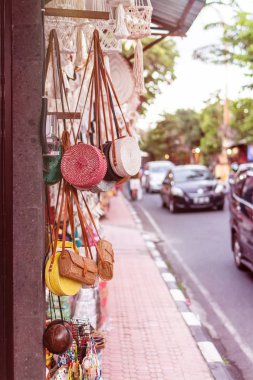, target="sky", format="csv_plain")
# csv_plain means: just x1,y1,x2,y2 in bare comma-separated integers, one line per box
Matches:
139,0,253,129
